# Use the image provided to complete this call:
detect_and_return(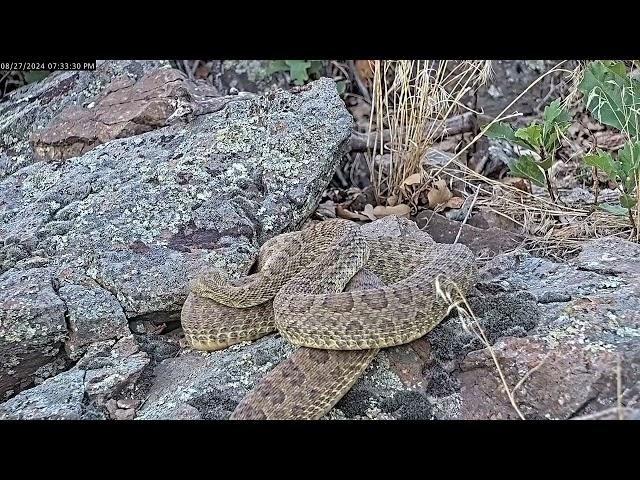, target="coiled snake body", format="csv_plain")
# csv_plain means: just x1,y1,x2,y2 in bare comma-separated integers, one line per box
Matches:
181,217,477,419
